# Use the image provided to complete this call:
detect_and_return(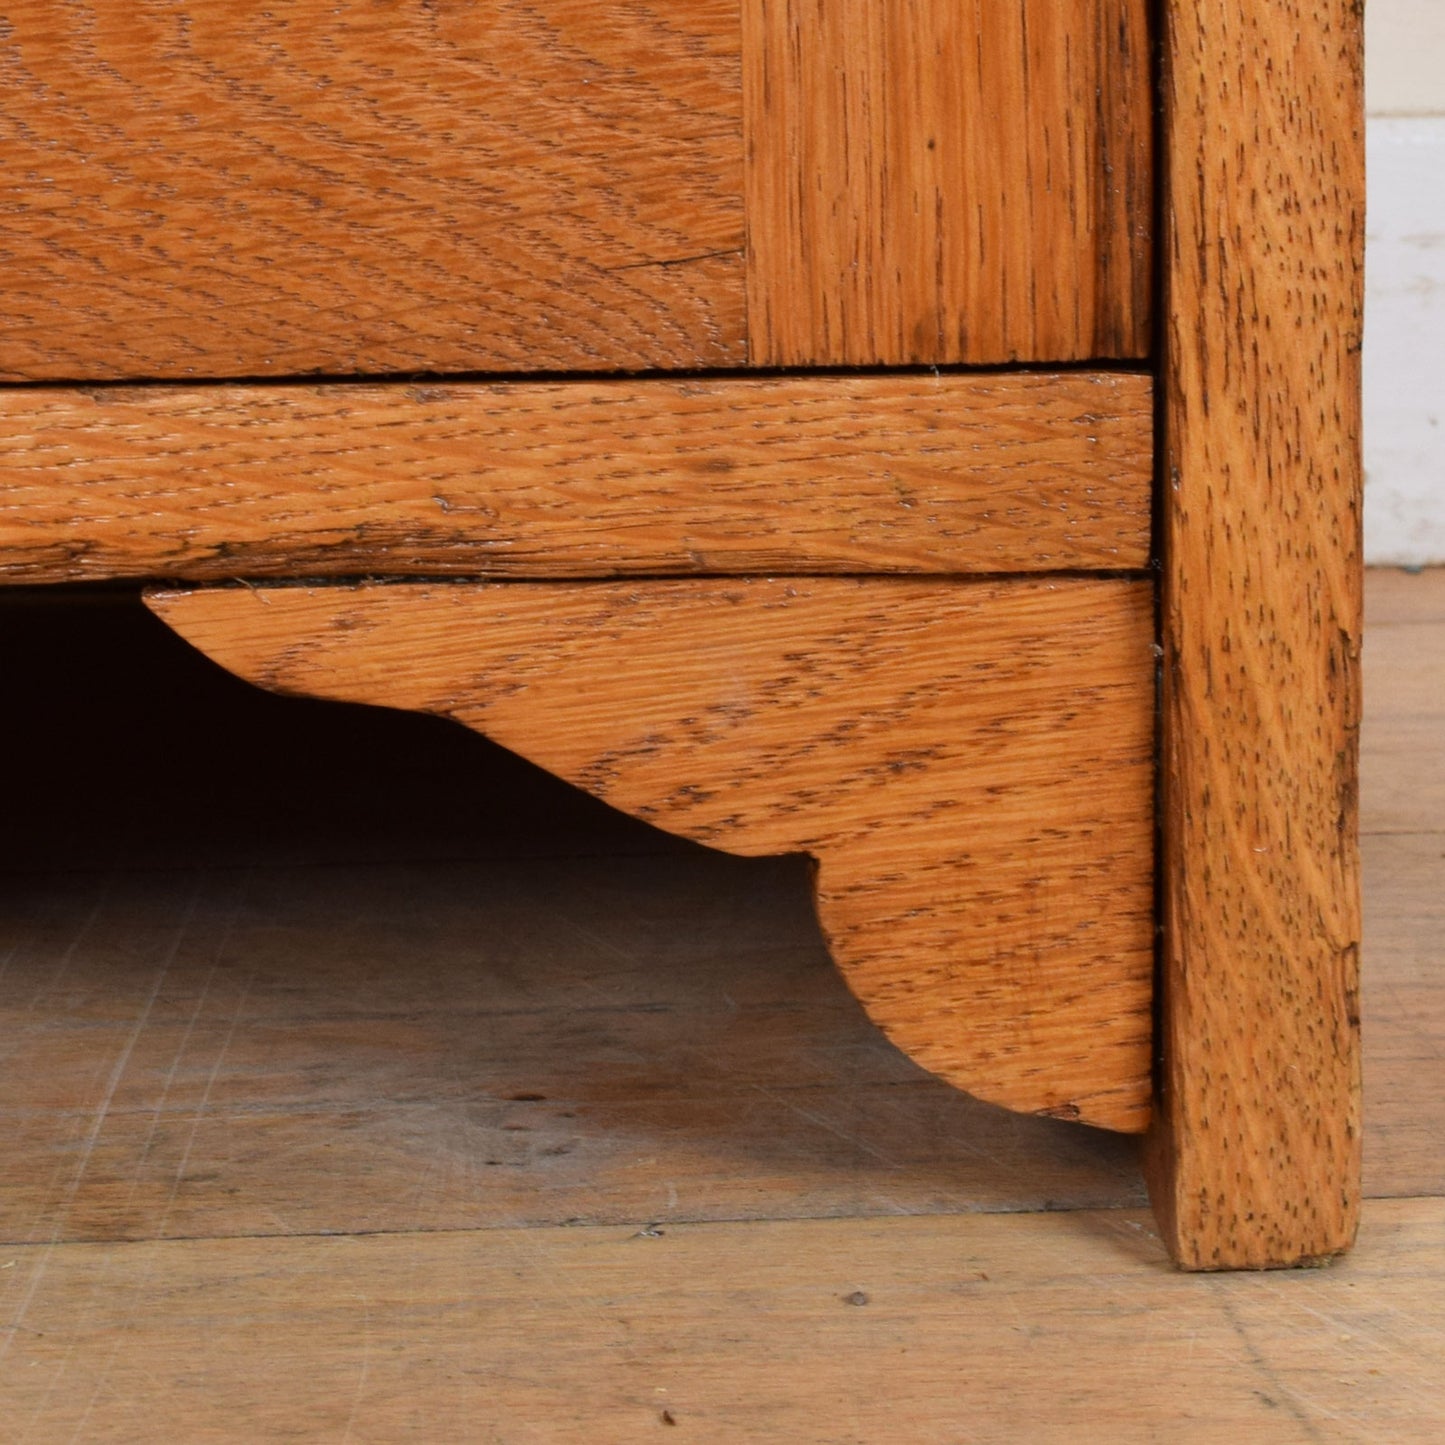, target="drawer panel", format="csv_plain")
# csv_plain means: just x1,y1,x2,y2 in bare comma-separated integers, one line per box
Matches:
0,372,1153,582
745,0,1154,366
0,0,745,378
1,1,1150,380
